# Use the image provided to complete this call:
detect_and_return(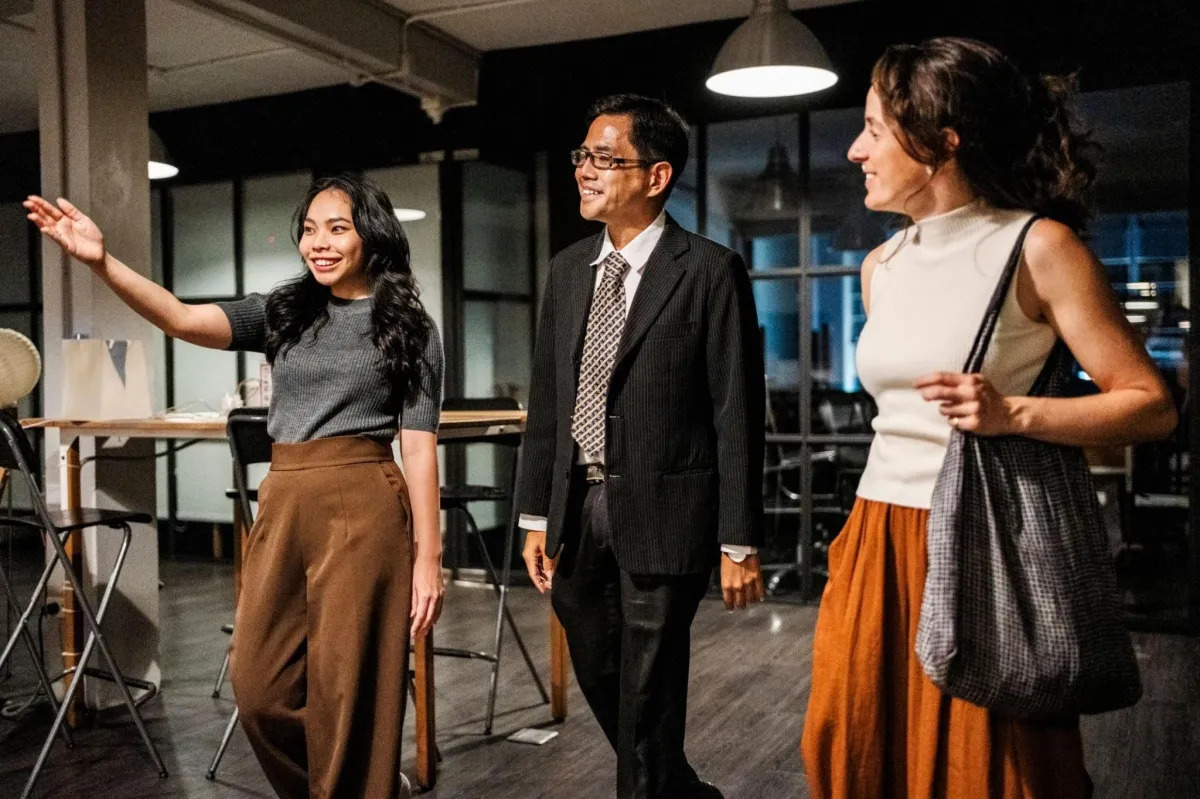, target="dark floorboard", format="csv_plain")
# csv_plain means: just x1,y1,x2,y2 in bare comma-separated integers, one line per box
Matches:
0,556,1197,798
